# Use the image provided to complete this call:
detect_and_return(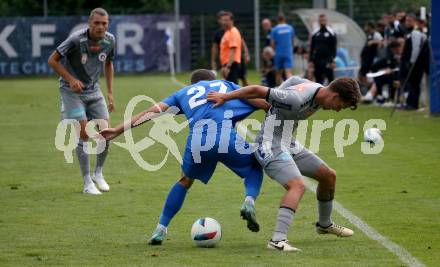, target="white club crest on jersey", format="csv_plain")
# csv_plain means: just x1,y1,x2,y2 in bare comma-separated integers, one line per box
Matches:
98,52,107,62
81,54,87,64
